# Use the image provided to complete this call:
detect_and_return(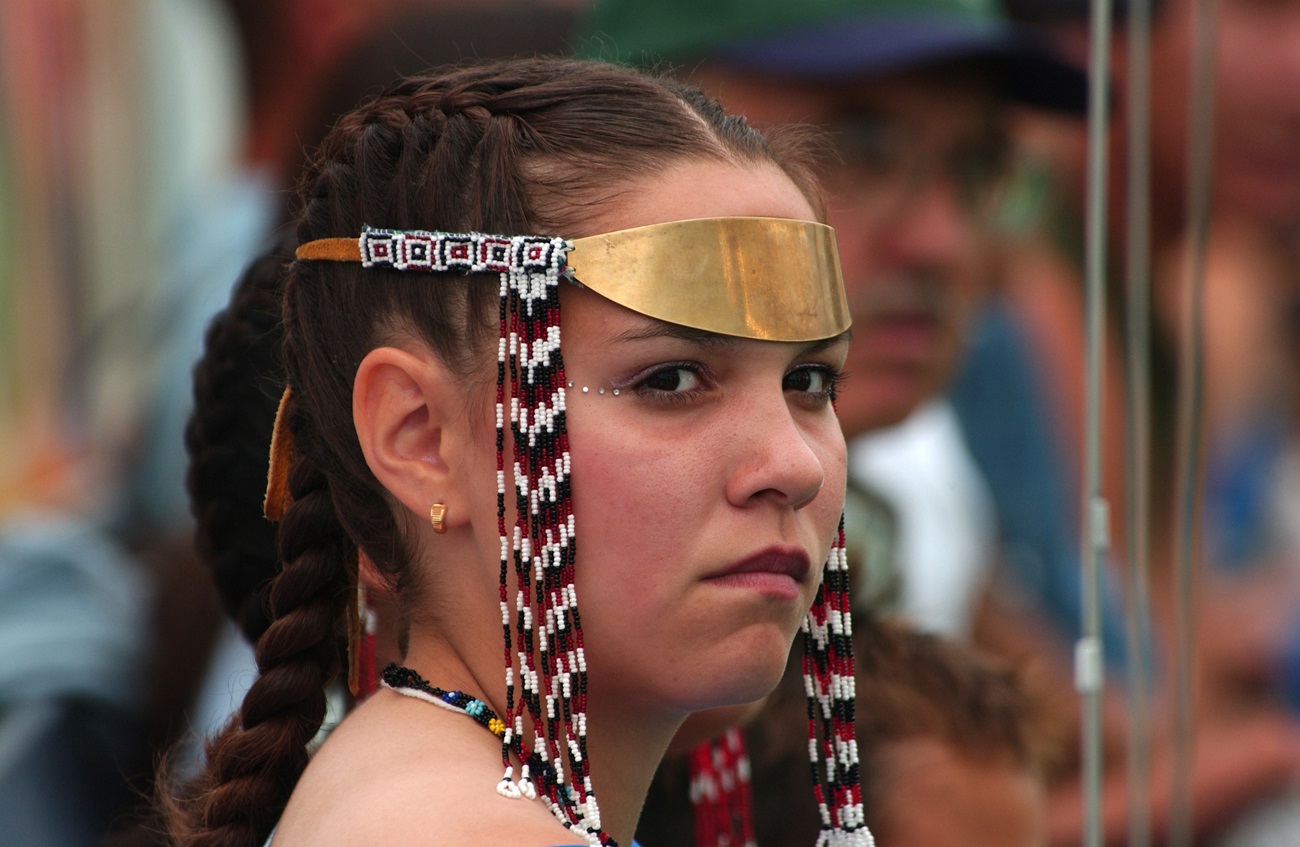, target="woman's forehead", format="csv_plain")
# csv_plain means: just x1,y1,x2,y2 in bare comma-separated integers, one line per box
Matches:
579,159,818,235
